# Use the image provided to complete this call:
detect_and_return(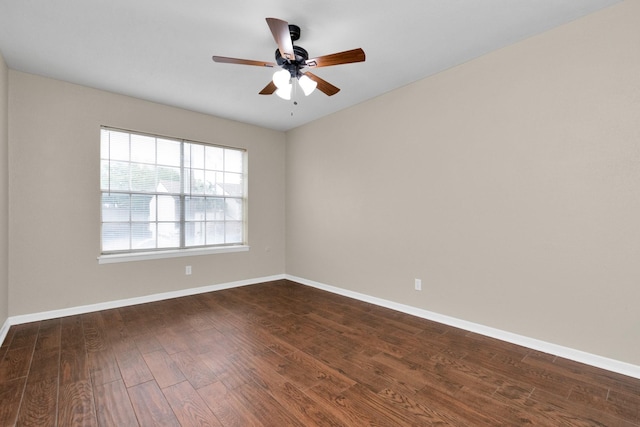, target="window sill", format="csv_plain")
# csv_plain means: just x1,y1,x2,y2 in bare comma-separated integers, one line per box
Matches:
97,245,250,264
